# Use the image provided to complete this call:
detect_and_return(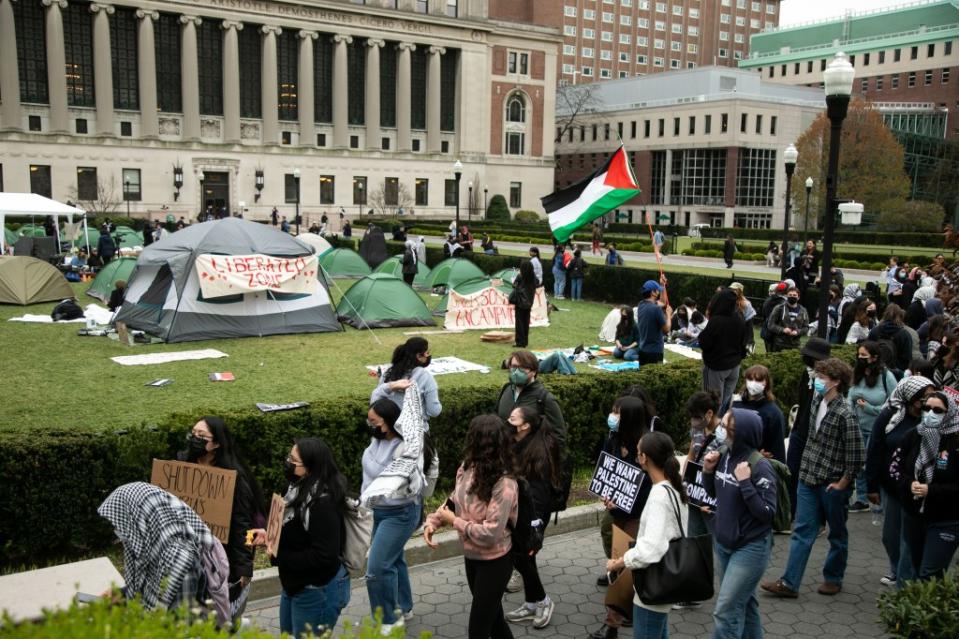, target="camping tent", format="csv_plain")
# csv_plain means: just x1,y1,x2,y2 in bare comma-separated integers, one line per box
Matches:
0,193,87,254
67,226,143,252
3,227,17,247
374,255,430,289
432,276,513,315
295,233,334,258
85,256,137,302
358,225,388,268
491,267,520,284
113,218,341,343
424,258,485,290
336,273,436,329
319,248,372,278
0,256,74,305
